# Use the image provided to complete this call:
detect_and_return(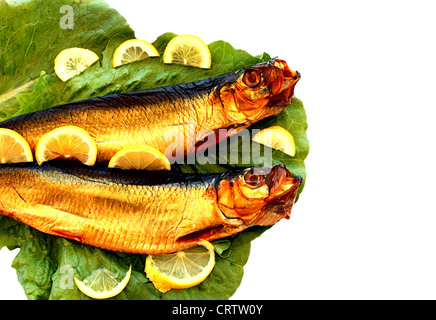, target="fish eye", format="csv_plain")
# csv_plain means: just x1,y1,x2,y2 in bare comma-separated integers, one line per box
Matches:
242,70,261,88
244,171,265,186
